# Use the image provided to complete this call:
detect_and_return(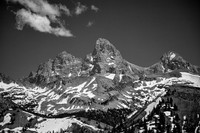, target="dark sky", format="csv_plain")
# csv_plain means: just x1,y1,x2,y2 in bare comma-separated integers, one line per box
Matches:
0,0,200,79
